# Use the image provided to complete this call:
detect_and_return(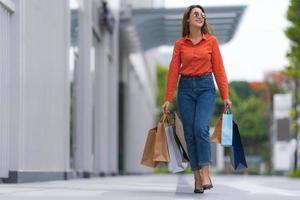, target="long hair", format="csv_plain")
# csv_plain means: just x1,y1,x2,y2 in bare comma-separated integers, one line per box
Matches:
182,5,213,37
